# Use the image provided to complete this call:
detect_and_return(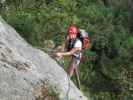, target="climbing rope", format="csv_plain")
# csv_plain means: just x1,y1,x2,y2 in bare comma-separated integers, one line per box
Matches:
49,53,71,100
